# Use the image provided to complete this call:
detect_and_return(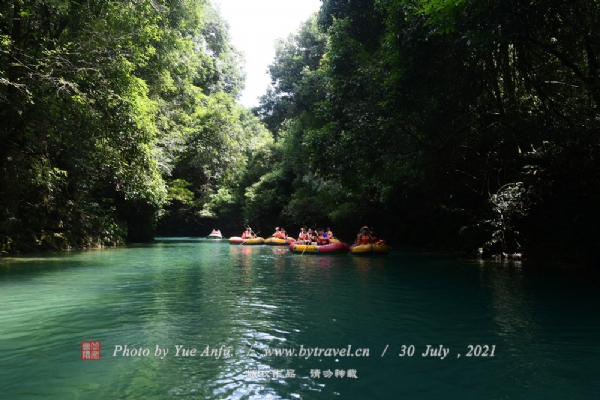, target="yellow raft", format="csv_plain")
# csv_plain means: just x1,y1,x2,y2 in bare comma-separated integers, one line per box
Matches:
350,243,391,255
228,237,264,245
264,237,294,245
244,237,264,245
